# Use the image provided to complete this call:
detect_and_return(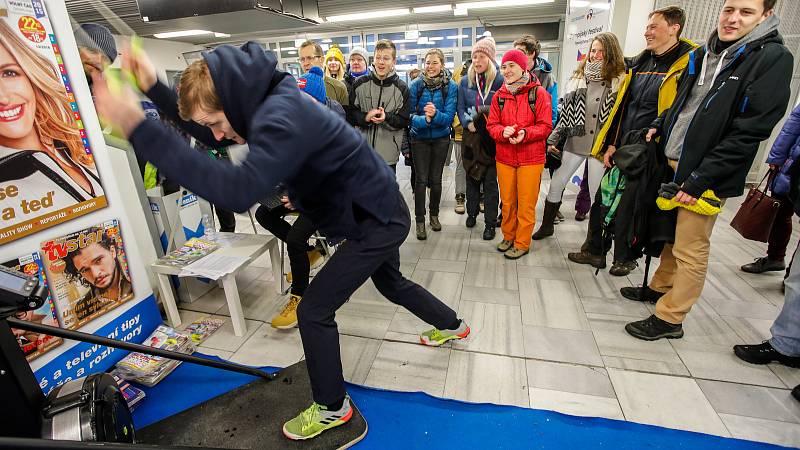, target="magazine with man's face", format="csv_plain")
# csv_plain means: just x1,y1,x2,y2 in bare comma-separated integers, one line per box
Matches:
40,219,134,330
0,0,107,246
